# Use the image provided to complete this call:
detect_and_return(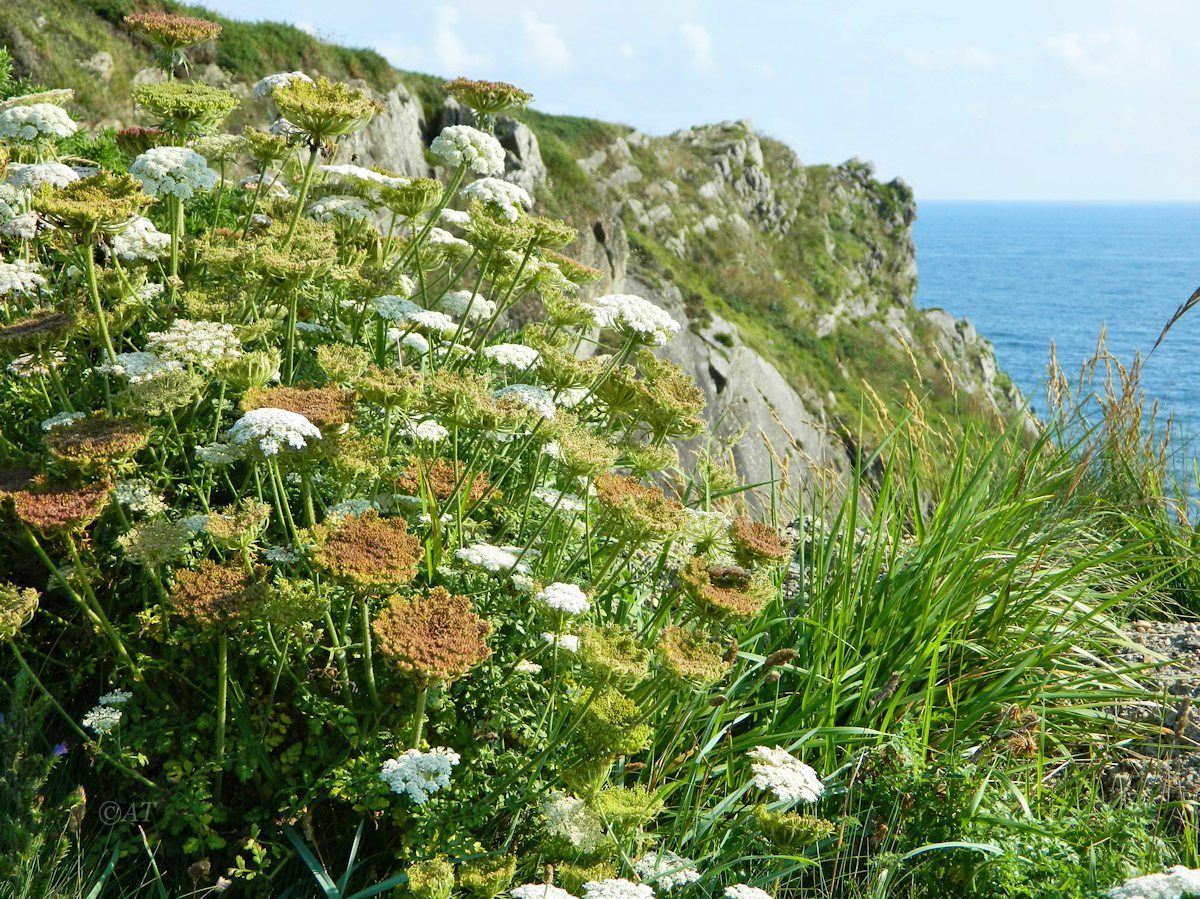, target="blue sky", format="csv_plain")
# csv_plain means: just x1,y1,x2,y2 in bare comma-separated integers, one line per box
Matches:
198,1,1200,201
